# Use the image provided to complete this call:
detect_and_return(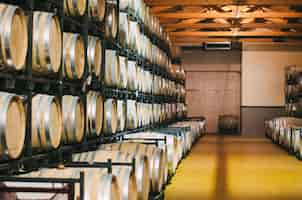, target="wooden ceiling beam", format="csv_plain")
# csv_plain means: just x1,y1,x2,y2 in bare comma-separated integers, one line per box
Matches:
172,38,302,46
170,31,302,37
145,0,302,6
165,23,302,31
157,11,302,19
151,6,174,13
